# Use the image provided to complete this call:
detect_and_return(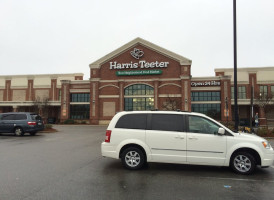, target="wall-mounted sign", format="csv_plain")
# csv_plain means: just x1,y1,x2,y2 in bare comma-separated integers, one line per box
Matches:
116,70,162,76
110,61,169,70
109,48,170,70
130,48,144,59
191,80,221,87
